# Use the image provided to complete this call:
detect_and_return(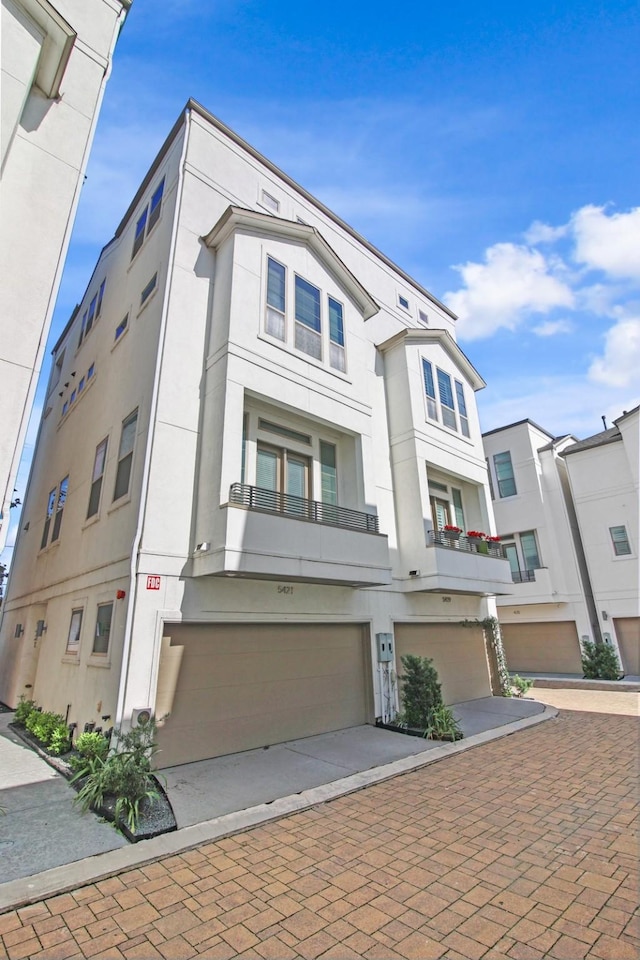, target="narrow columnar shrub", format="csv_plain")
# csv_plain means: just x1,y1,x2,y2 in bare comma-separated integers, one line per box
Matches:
581,640,622,680
400,654,443,729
